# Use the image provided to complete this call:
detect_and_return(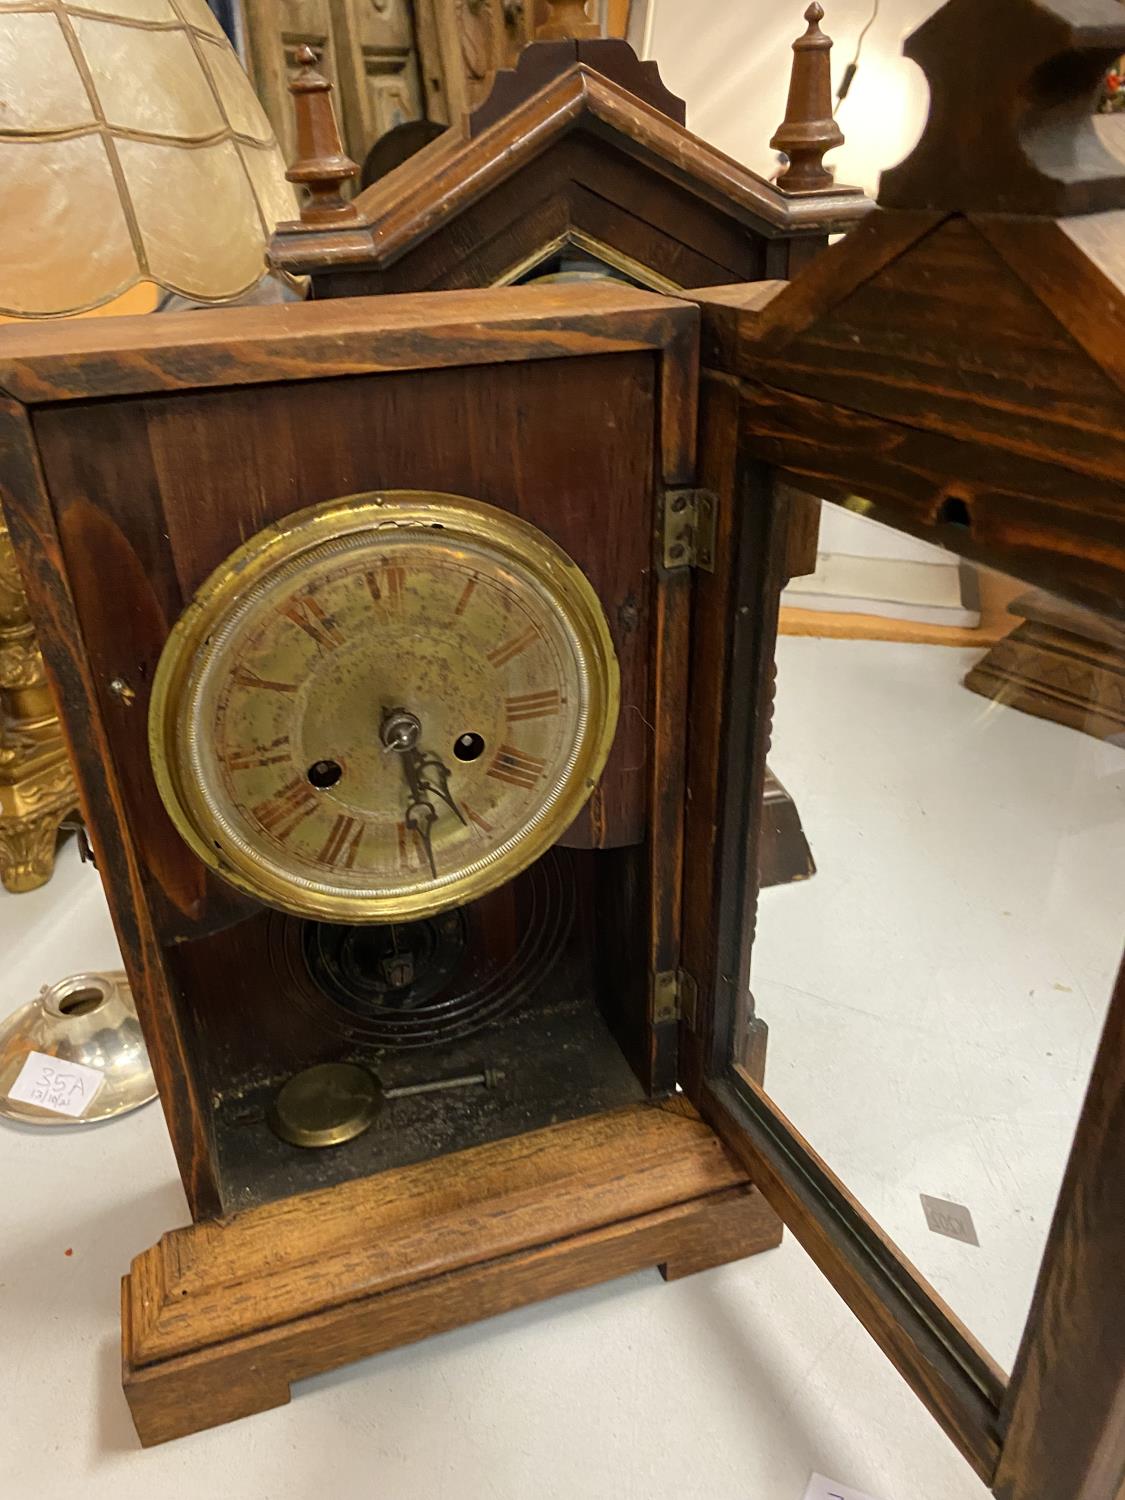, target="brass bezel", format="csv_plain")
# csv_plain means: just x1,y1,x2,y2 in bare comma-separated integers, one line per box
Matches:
149,491,621,923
